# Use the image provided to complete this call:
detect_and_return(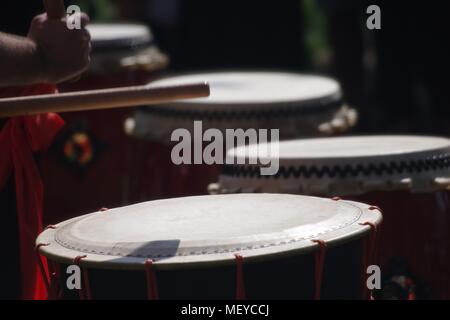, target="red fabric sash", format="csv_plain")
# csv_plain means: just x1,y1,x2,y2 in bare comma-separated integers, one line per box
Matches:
0,84,64,300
